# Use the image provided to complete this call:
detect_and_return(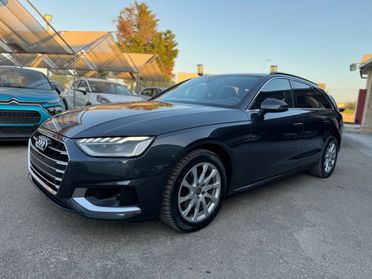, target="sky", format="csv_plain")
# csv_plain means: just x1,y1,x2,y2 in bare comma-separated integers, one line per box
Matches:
29,0,372,102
